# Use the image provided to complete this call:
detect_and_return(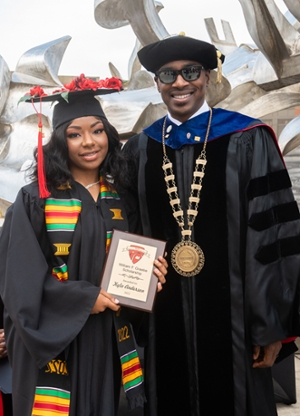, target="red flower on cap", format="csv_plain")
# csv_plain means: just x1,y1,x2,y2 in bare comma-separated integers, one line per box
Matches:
20,74,123,102
62,73,99,92
52,74,123,94
28,86,48,97
98,77,123,91
18,86,48,104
